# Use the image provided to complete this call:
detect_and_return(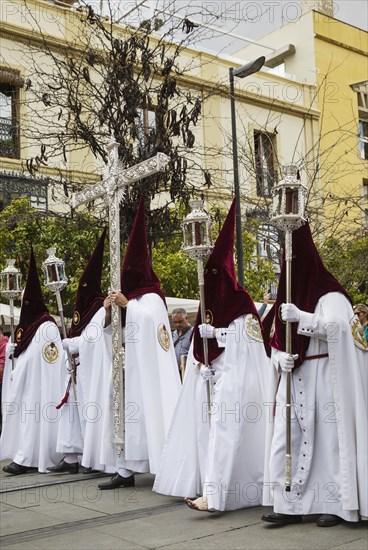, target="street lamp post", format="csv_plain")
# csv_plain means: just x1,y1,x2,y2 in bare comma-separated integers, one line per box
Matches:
229,56,265,287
